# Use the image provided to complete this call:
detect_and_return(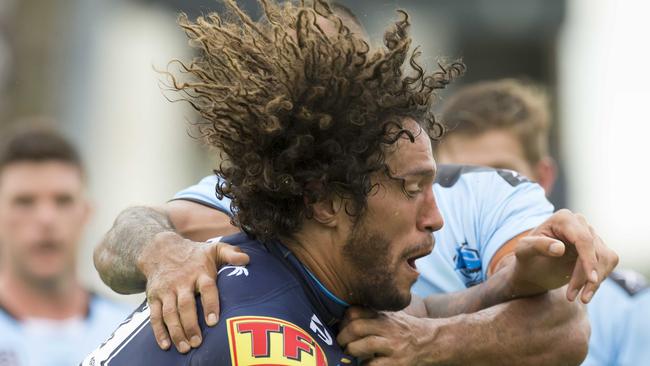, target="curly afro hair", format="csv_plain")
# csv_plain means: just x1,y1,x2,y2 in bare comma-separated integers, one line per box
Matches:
164,0,464,240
